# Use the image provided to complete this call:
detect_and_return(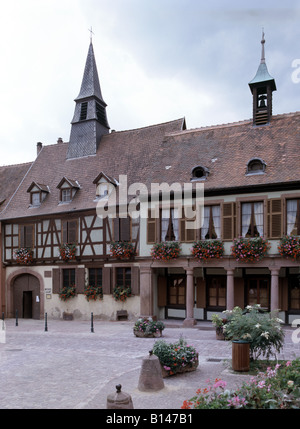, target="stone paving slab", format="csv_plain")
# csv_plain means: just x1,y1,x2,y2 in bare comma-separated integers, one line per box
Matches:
0,319,299,410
